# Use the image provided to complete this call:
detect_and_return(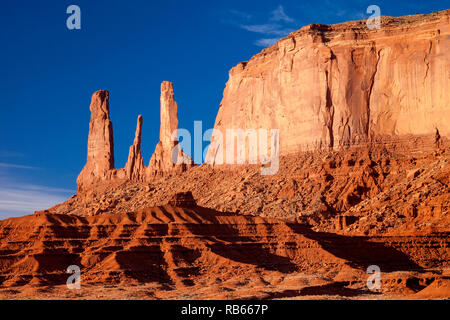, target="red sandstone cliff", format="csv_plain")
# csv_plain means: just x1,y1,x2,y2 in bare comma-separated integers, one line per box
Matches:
206,11,450,164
